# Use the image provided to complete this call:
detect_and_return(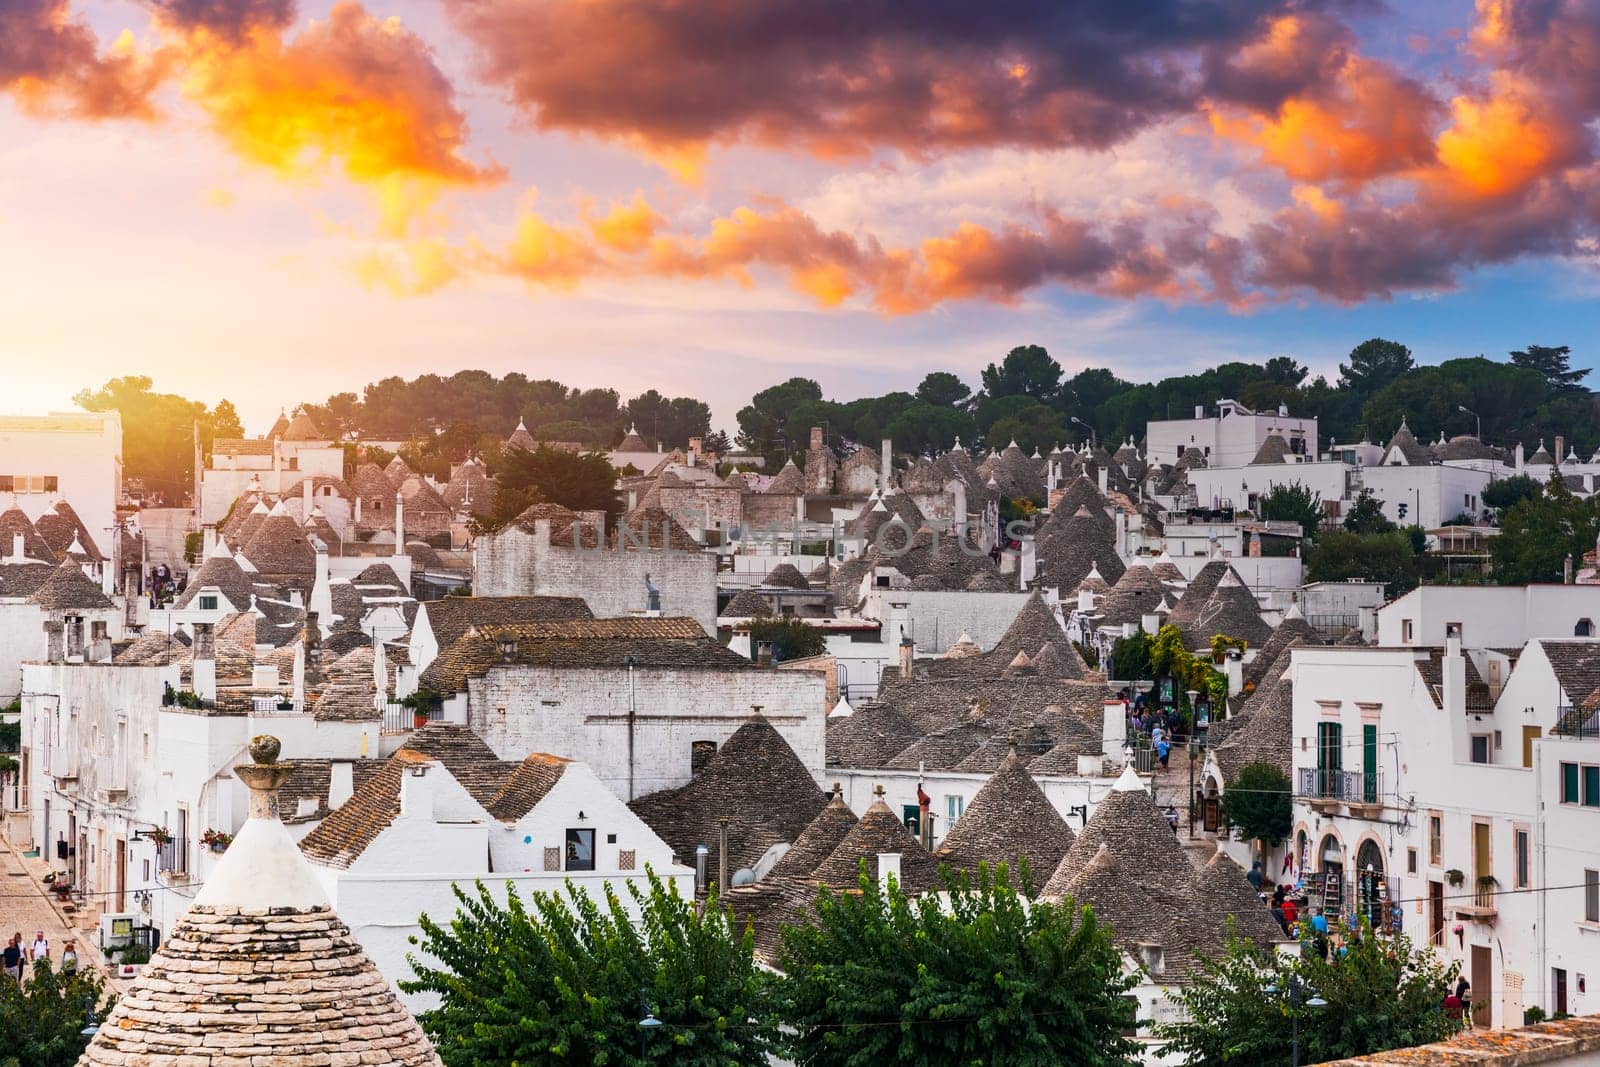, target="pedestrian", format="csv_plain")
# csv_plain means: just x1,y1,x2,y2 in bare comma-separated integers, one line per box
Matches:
1456,978,1472,1027
1165,804,1180,832
1,935,20,982
1156,732,1171,770
1247,860,1263,891
30,930,49,964
1271,888,1288,934
1282,893,1299,930
1310,906,1327,935
60,940,78,975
